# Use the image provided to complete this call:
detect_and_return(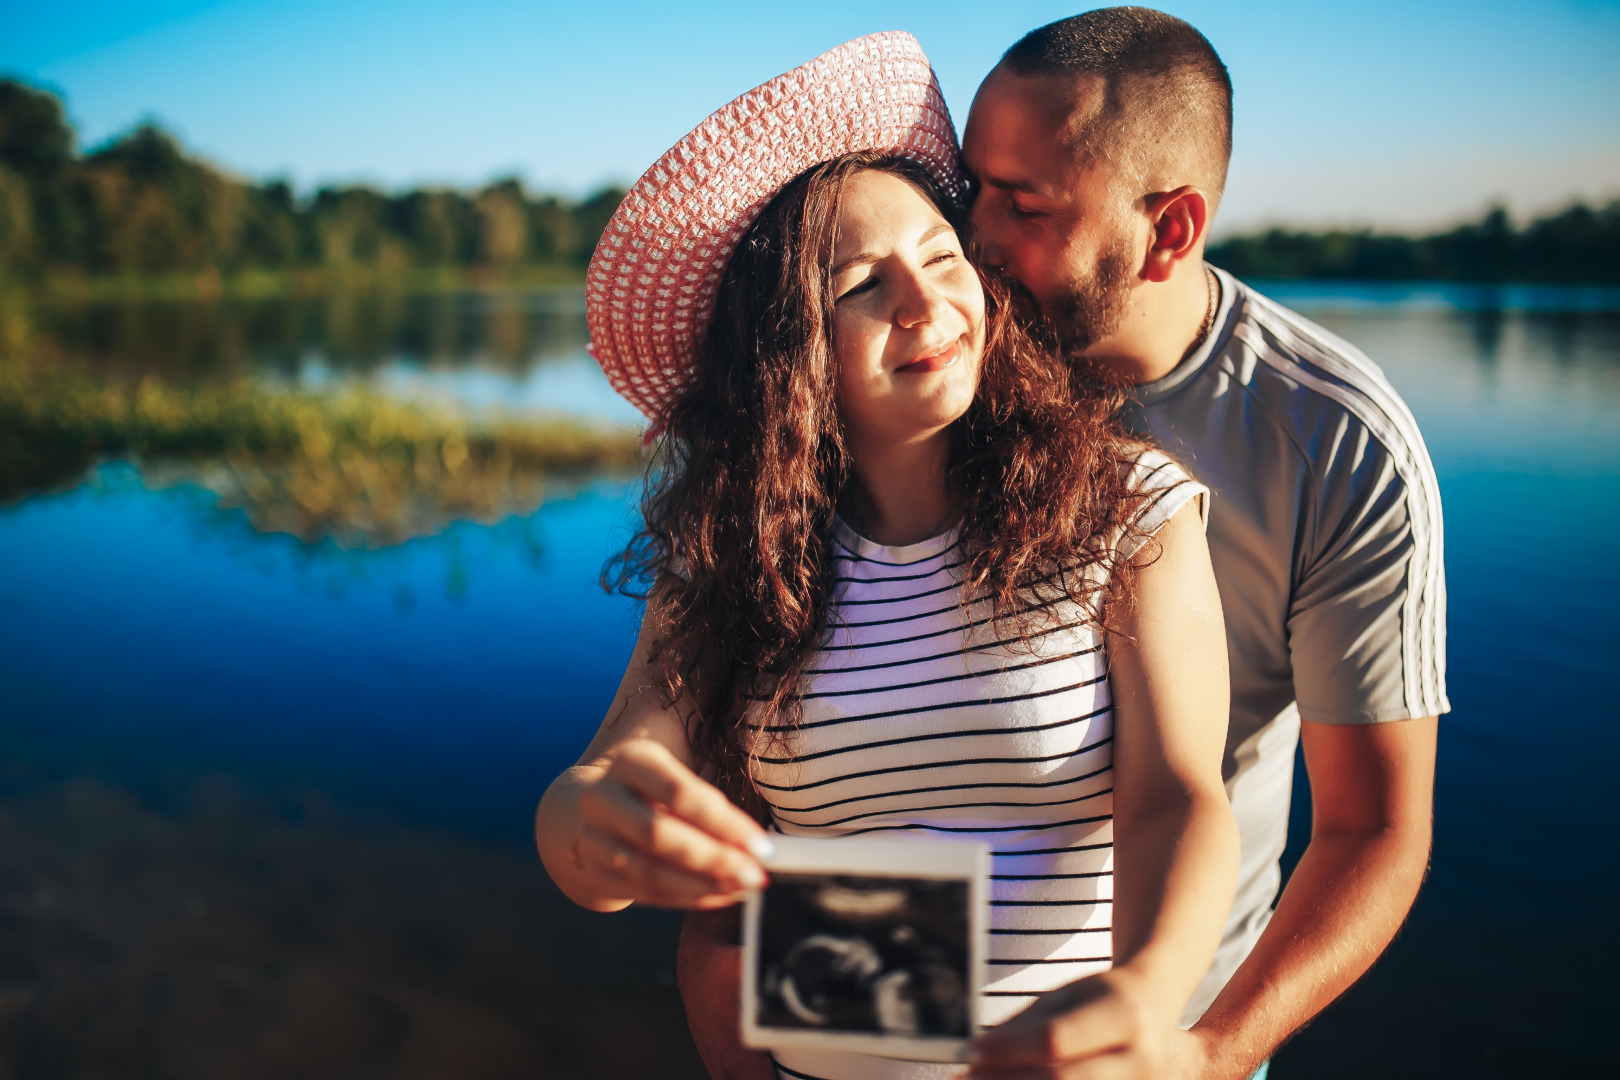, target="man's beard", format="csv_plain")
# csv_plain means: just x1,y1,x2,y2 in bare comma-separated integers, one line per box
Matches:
1049,238,1135,355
